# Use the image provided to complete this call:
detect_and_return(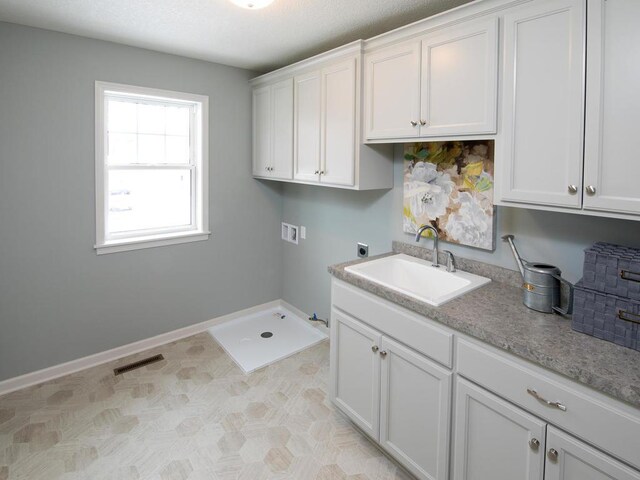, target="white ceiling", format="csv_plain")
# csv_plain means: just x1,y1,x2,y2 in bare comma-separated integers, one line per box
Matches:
0,0,472,73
